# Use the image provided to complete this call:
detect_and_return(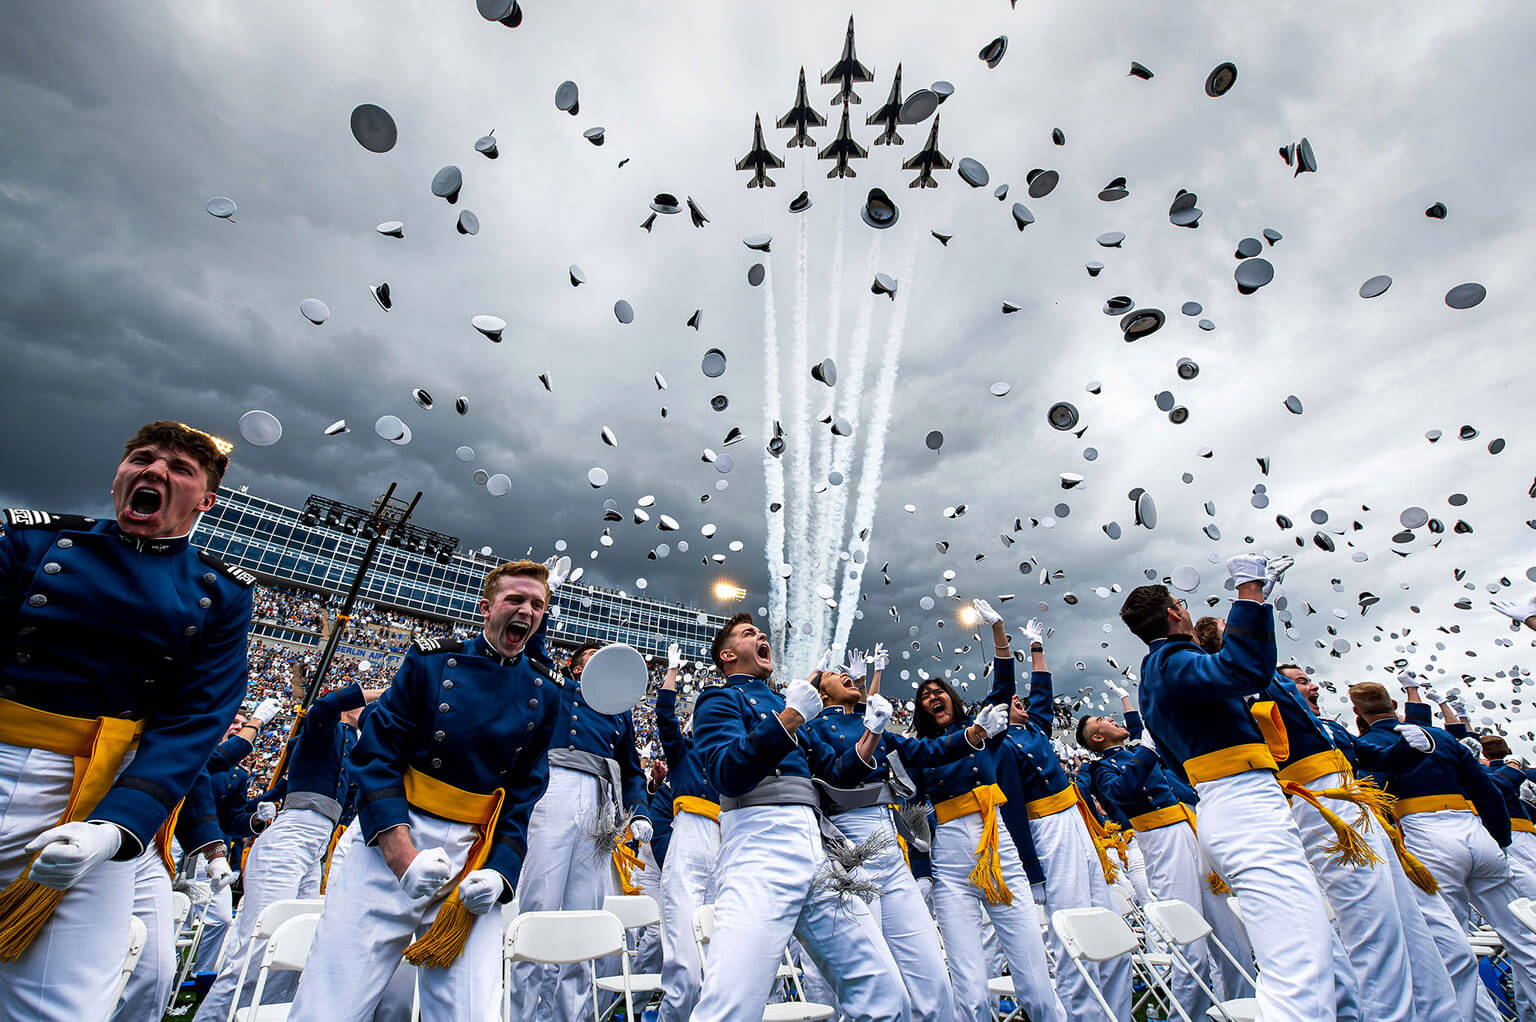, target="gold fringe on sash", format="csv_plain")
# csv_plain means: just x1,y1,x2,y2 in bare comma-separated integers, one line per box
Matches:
398,769,505,969
1279,778,1387,869
935,784,1013,906
1071,793,1121,885
319,824,345,894
1206,871,1232,896
1372,808,1439,894
154,801,184,877
612,831,645,897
